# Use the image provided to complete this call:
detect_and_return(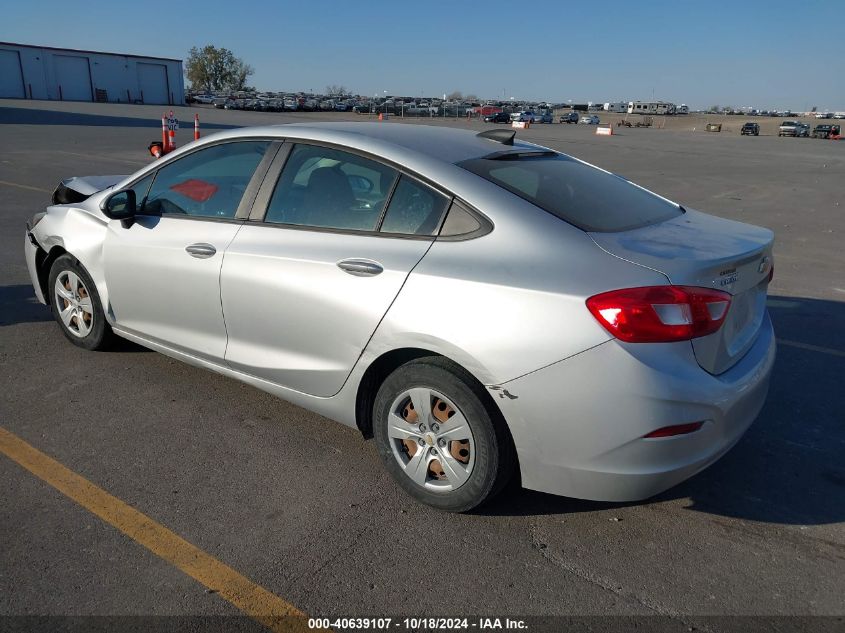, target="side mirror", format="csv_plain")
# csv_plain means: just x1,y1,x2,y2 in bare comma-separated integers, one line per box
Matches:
101,189,137,227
